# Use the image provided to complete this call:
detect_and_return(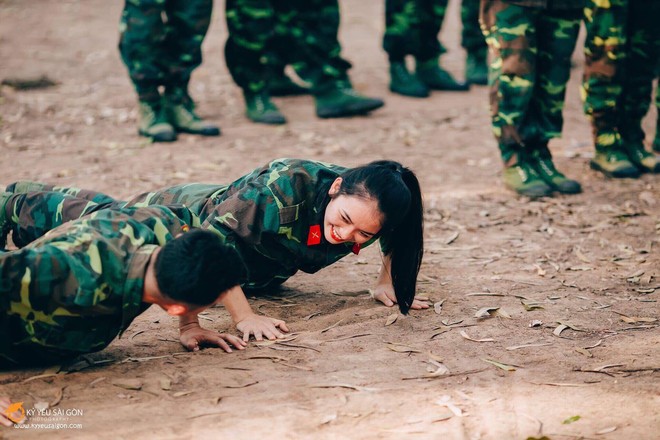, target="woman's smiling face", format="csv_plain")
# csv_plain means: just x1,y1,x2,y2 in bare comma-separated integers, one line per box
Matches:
323,178,383,245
